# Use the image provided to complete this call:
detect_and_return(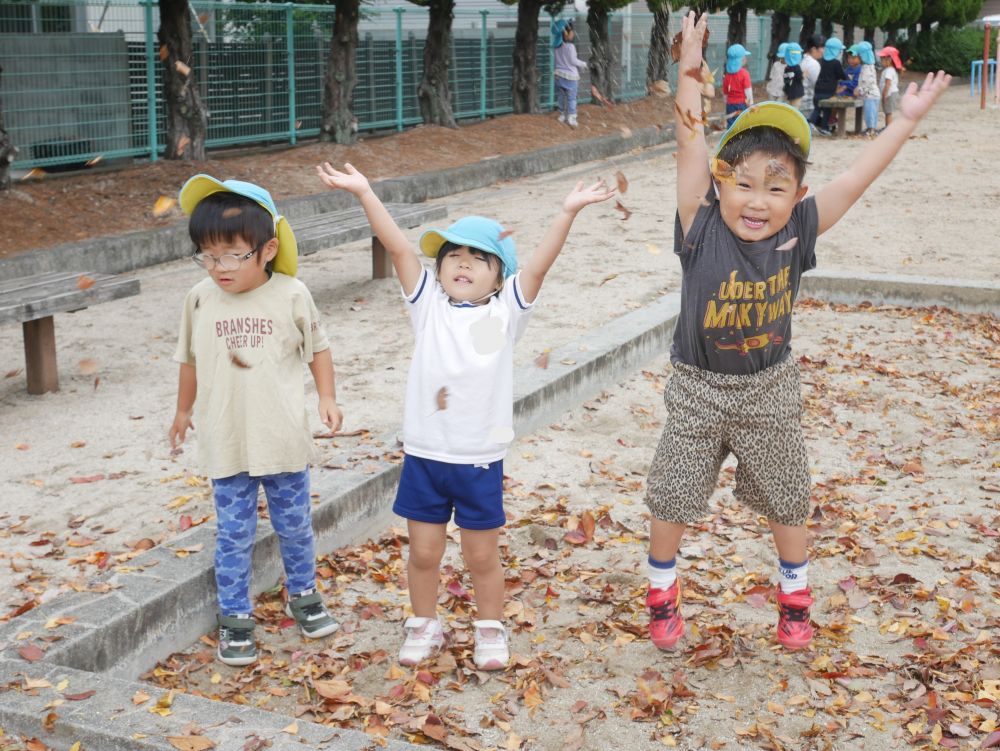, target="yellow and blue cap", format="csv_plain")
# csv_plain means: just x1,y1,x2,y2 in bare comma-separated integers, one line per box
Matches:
179,174,298,276
715,100,811,159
